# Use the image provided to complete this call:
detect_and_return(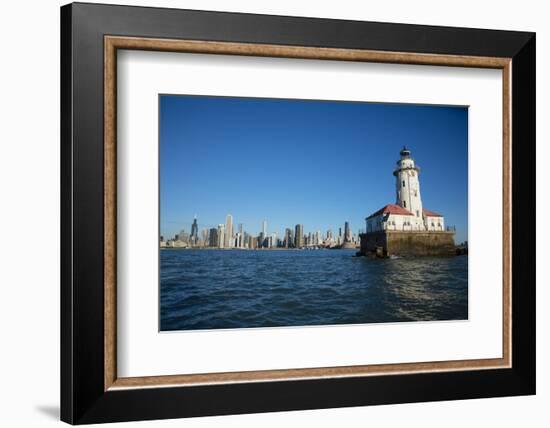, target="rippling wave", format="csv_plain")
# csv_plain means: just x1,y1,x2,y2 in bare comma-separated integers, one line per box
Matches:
160,249,468,331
